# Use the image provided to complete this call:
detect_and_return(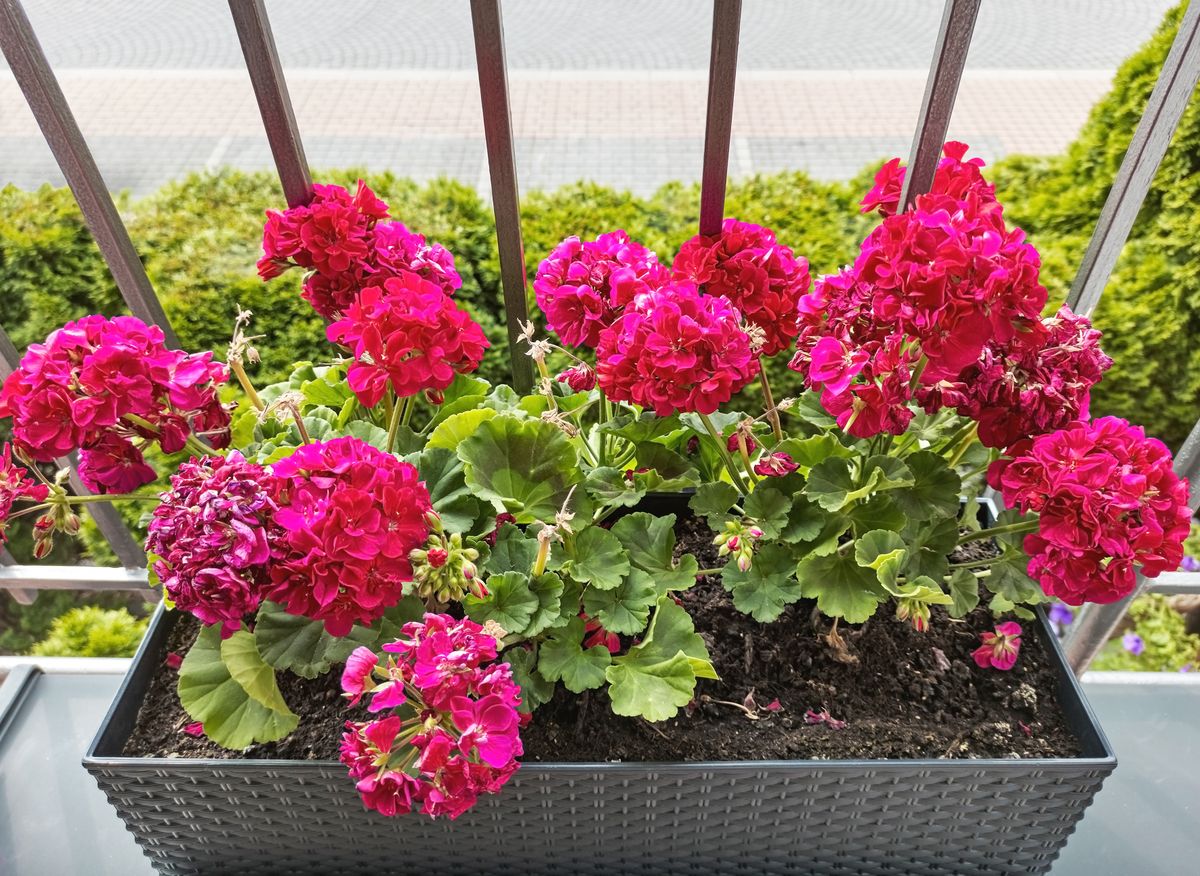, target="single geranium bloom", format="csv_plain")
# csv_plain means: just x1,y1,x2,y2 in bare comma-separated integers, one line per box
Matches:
753,452,798,477
808,336,869,396
341,646,379,706
972,621,1023,670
